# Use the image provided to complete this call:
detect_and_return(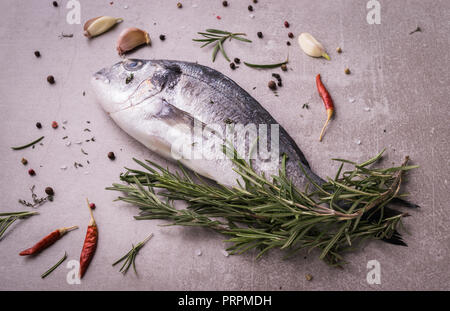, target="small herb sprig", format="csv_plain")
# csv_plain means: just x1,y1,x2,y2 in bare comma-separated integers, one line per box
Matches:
41,252,67,279
244,58,288,69
193,29,252,62
112,233,153,275
0,211,38,240
108,148,418,266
